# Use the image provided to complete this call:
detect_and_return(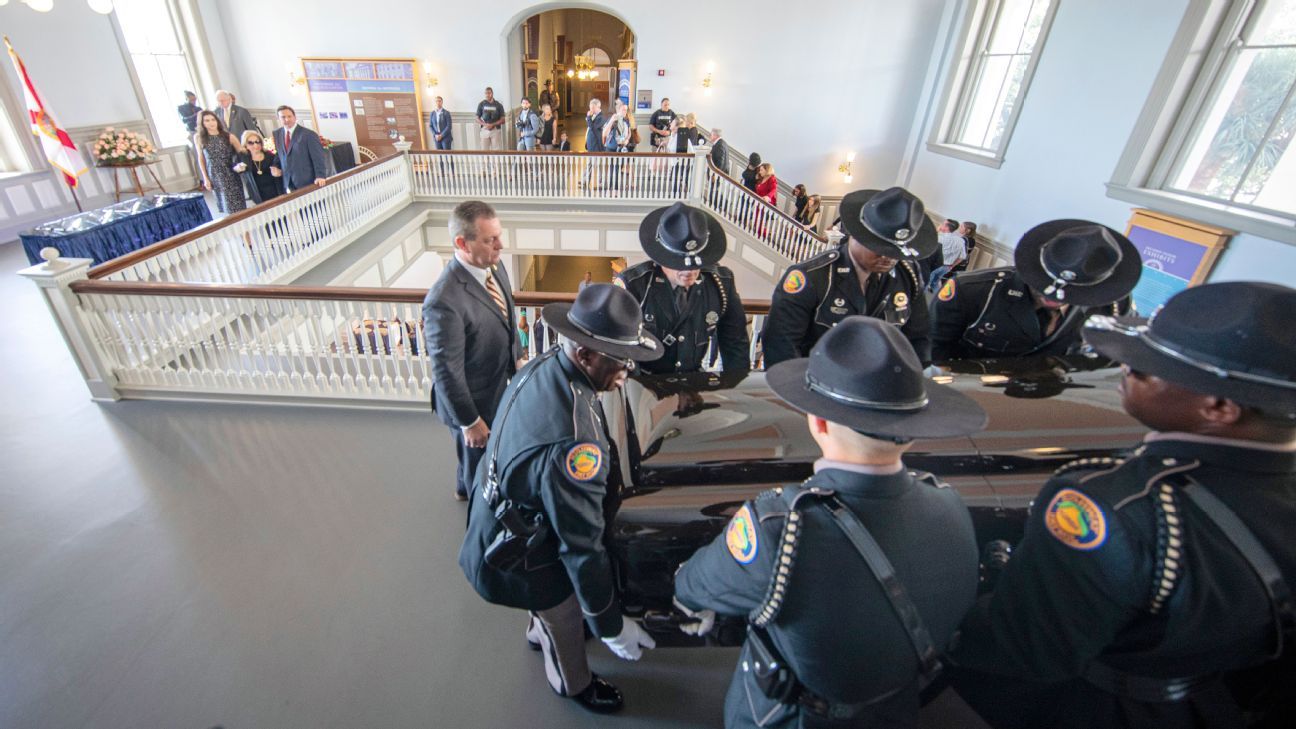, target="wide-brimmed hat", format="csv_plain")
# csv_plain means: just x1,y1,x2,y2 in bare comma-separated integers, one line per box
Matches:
638,202,727,270
766,316,988,439
838,187,938,260
1014,219,1141,306
1084,282,1296,415
543,284,664,362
